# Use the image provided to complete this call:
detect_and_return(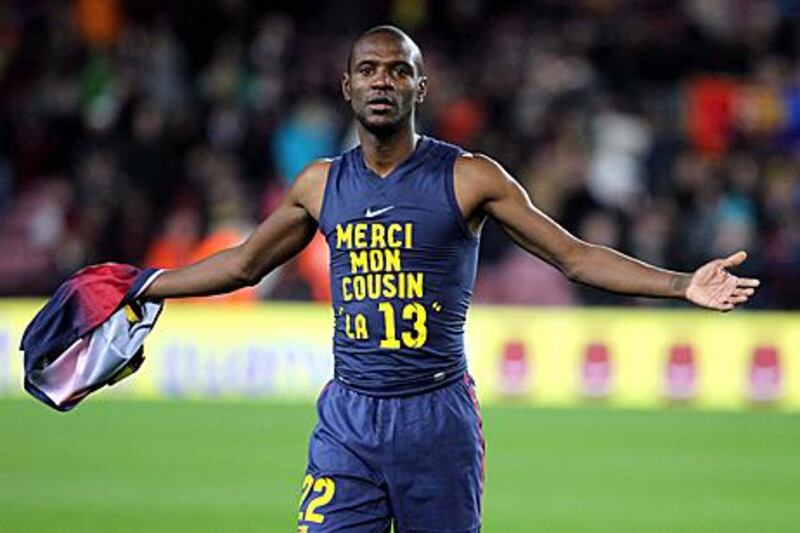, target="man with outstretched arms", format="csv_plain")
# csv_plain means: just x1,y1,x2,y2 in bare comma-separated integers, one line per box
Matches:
143,26,759,533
